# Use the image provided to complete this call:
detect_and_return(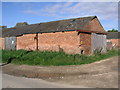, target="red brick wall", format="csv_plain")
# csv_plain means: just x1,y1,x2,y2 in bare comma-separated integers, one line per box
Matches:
16,31,82,54
15,18,105,54
79,33,91,55
2,18,106,55
0,38,4,49
108,39,120,48
90,18,105,32
16,31,92,54
83,18,105,33
38,31,80,54
17,34,36,50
